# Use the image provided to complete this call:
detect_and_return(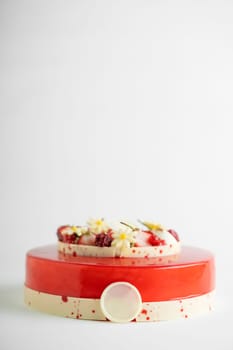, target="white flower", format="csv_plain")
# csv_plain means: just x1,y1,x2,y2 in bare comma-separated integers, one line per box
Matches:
72,226,88,236
86,218,109,234
111,227,136,249
61,226,88,236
